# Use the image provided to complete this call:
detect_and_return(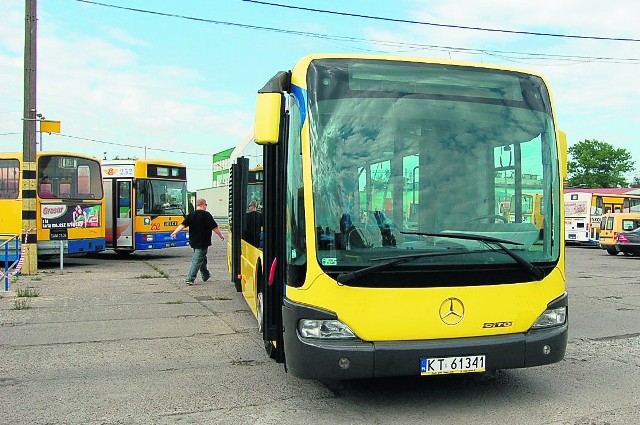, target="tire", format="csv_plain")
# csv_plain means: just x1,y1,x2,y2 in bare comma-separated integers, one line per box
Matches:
257,281,277,359
606,248,619,255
